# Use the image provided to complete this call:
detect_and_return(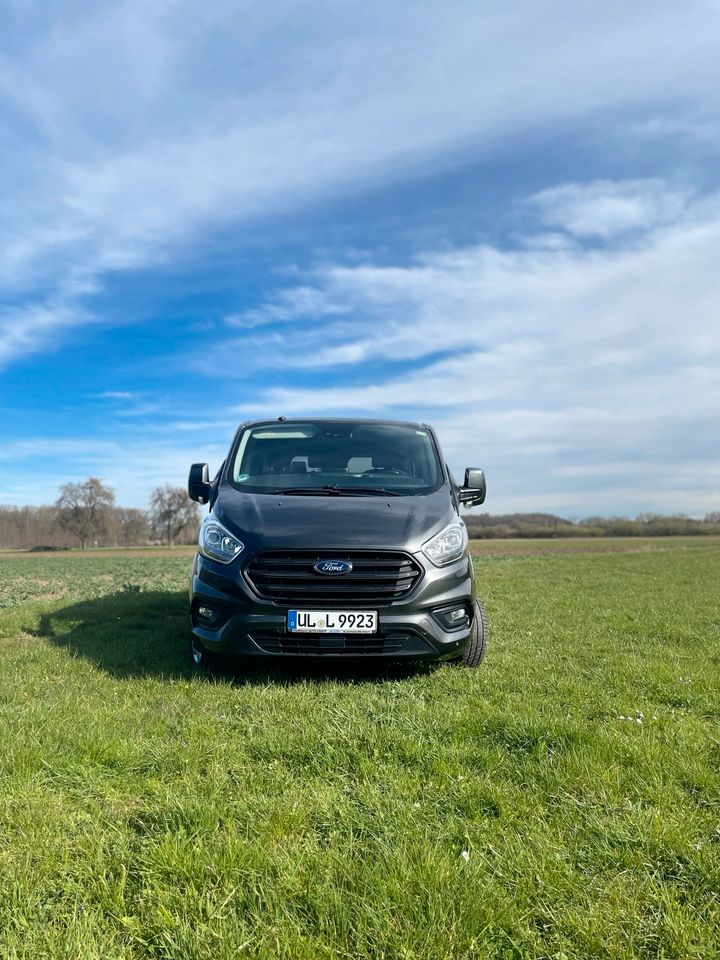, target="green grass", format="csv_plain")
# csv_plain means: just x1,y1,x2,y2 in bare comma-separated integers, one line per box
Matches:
1,540,719,959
